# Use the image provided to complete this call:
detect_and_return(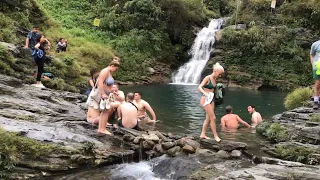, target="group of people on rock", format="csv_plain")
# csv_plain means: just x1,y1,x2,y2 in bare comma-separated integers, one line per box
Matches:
86,57,157,135
198,62,262,142
24,25,68,88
